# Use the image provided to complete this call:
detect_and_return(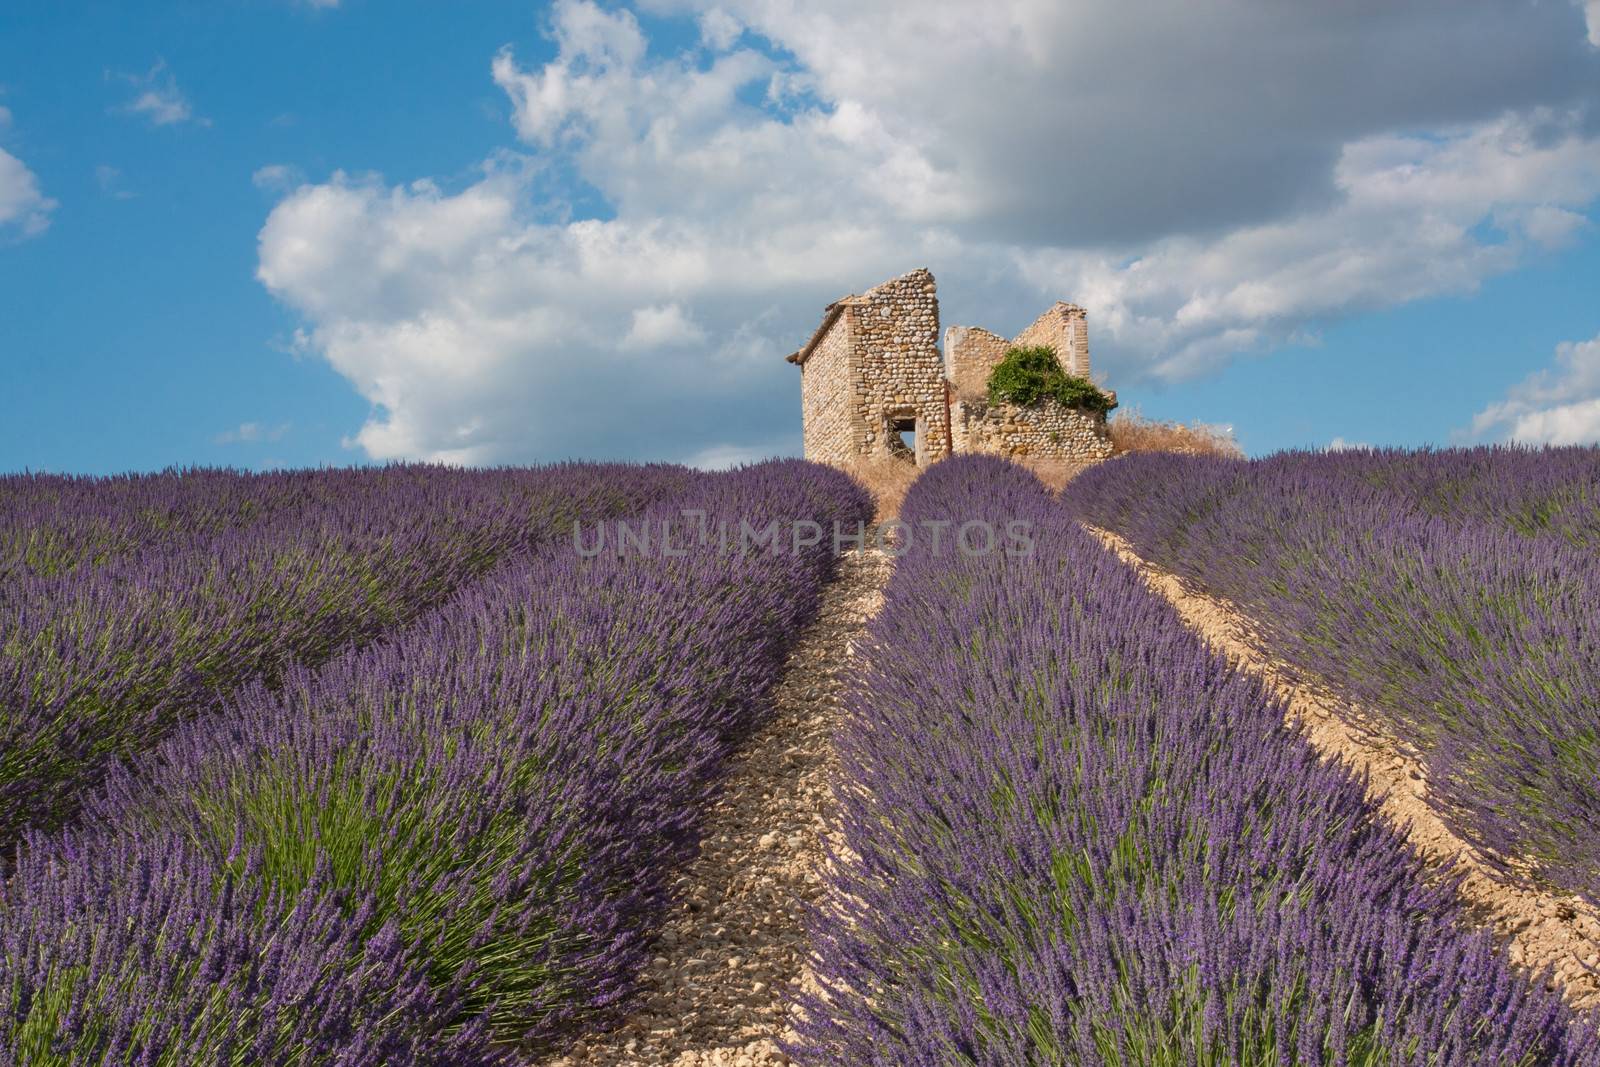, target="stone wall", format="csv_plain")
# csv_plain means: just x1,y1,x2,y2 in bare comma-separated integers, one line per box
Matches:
1013,302,1091,378
943,325,1011,401
797,307,857,466
950,396,1113,461
844,268,950,464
